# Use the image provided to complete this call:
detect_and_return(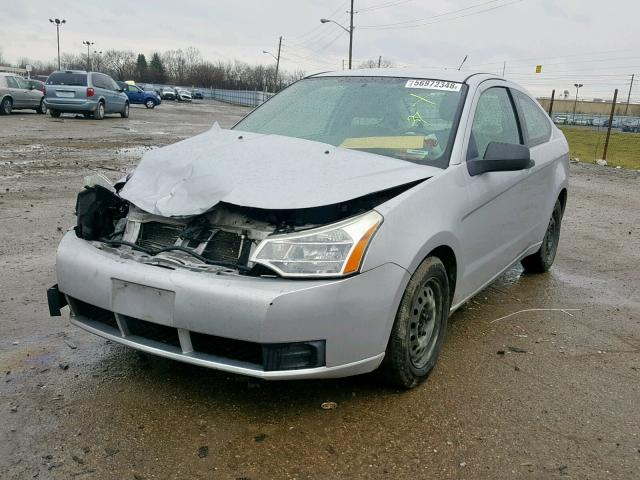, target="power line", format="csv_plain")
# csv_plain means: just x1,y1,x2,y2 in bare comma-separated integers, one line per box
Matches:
358,0,415,13
358,0,518,29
